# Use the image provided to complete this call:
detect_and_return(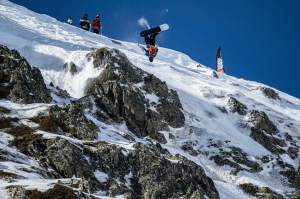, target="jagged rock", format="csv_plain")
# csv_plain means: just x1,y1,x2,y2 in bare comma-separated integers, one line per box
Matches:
83,142,220,199
212,71,219,78
228,97,247,115
250,126,286,155
62,63,68,69
111,40,122,45
292,190,300,199
238,183,284,199
94,96,122,123
260,87,280,100
44,138,103,193
287,147,299,159
122,133,136,141
249,110,278,135
2,176,15,183
0,45,52,104
84,48,185,143
48,83,71,99
217,106,228,113
182,141,199,156
169,133,175,139
10,186,31,199
285,132,293,142
210,155,244,171
230,170,238,176
70,62,77,75
210,146,263,173
130,143,220,199
256,187,284,199
38,101,99,140
249,110,286,155
261,156,270,163
291,166,300,190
